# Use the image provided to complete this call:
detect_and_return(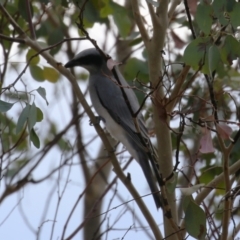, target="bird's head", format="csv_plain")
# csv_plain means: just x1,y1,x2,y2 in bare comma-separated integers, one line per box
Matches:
64,48,106,73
